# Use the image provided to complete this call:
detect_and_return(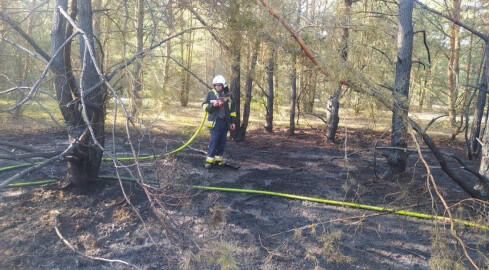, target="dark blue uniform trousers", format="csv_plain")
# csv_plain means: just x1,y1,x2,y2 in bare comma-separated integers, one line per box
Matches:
207,117,228,158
